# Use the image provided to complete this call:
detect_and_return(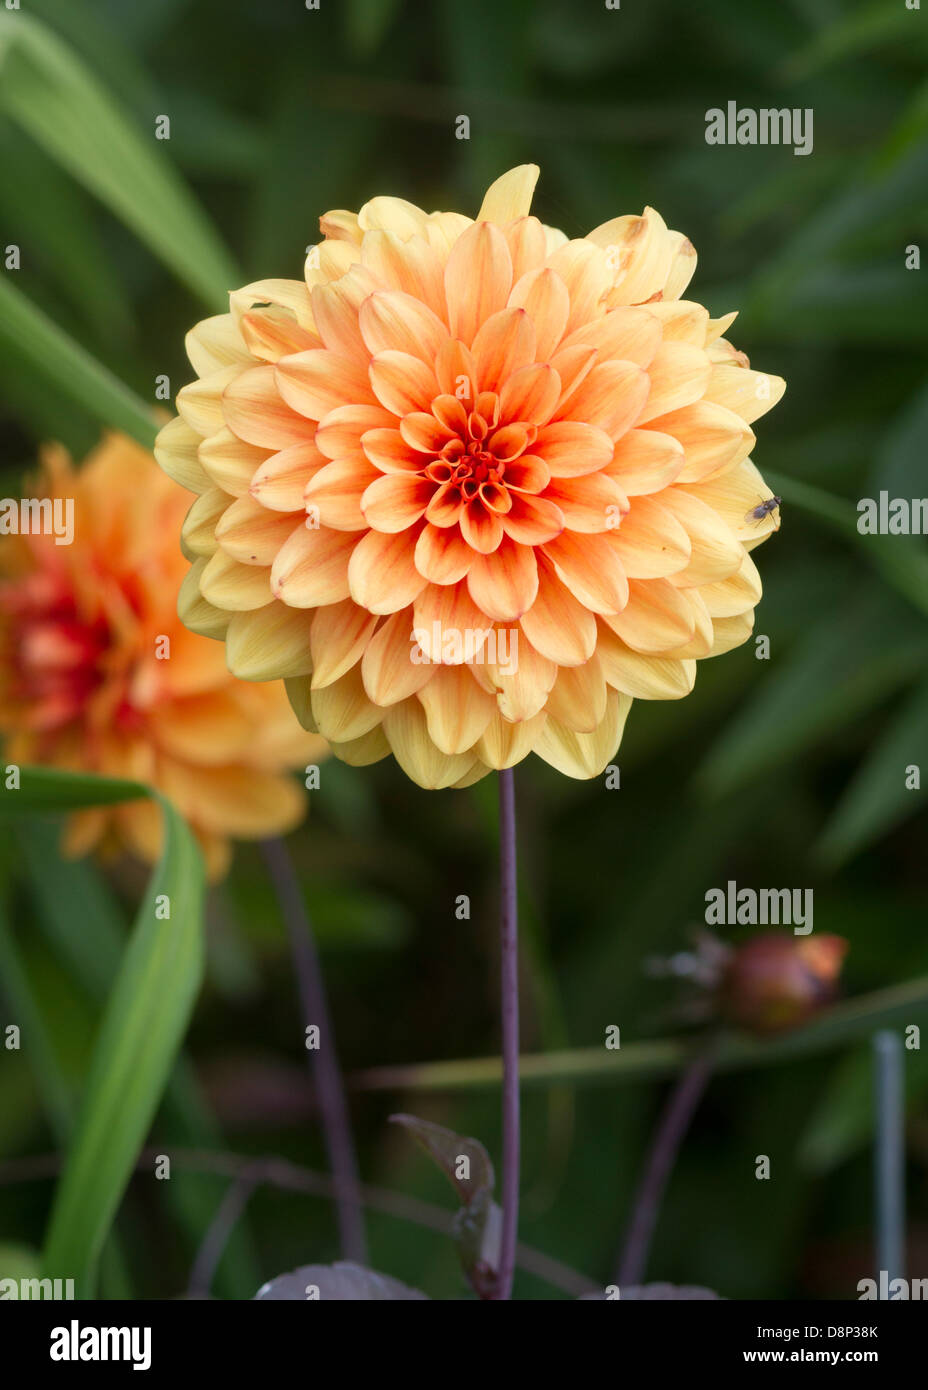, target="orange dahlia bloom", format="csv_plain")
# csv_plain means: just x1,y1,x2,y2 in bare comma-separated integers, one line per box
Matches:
0,434,325,877
157,165,784,789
